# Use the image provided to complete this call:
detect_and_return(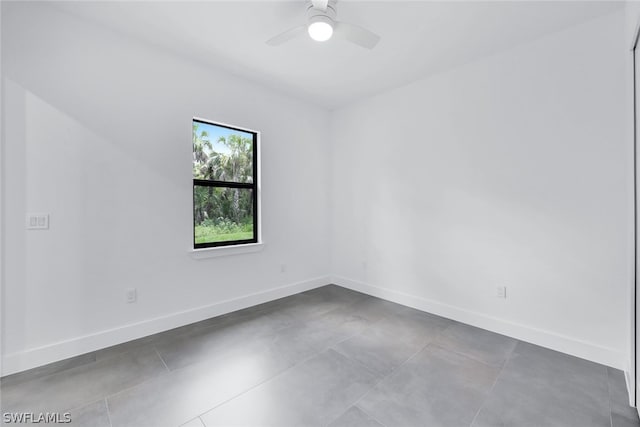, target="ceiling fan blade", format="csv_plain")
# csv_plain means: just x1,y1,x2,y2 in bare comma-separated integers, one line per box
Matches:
311,0,329,11
334,21,380,49
266,25,306,46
